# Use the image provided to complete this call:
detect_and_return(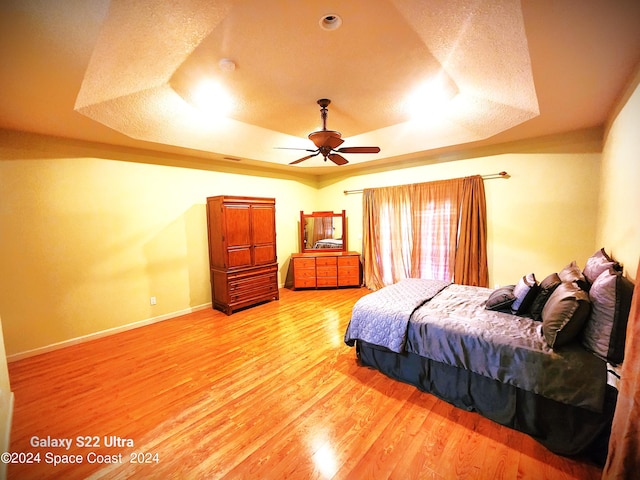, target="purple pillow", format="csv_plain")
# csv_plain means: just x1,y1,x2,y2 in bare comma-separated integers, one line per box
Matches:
583,248,620,285
581,267,633,364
